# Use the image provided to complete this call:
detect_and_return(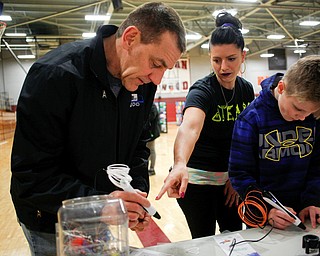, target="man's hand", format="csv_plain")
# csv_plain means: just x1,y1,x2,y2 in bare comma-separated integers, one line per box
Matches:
130,212,151,232
107,190,152,231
